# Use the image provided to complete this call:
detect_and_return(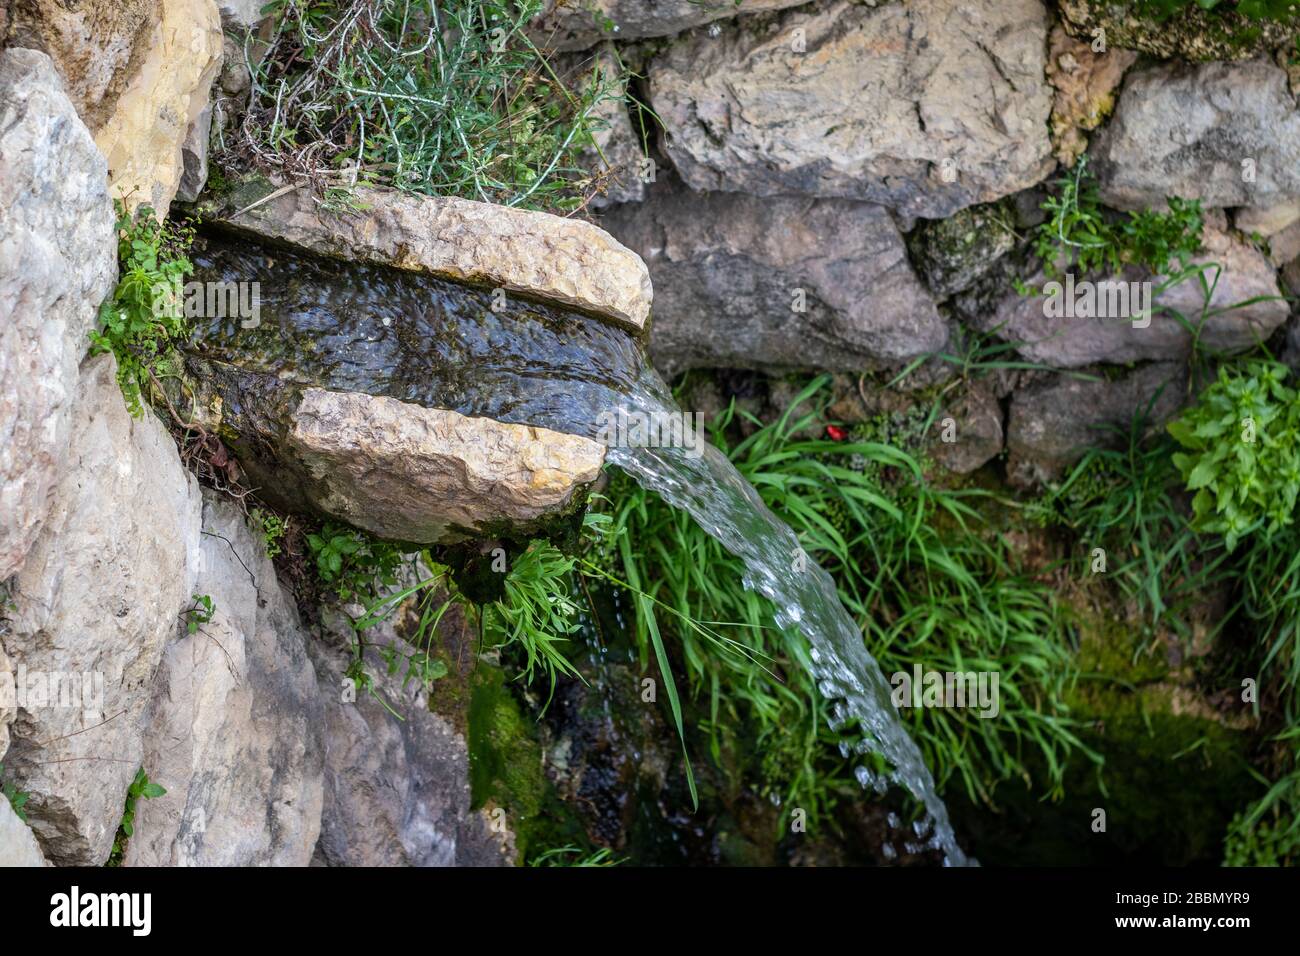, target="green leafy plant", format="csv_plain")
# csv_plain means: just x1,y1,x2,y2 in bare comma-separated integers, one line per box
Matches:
249,508,288,558
482,541,584,699
183,594,216,634
90,200,195,416
307,521,404,604
106,769,166,867
234,0,622,210
1033,156,1203,280
1168,361,1300,553
1,766,30,824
